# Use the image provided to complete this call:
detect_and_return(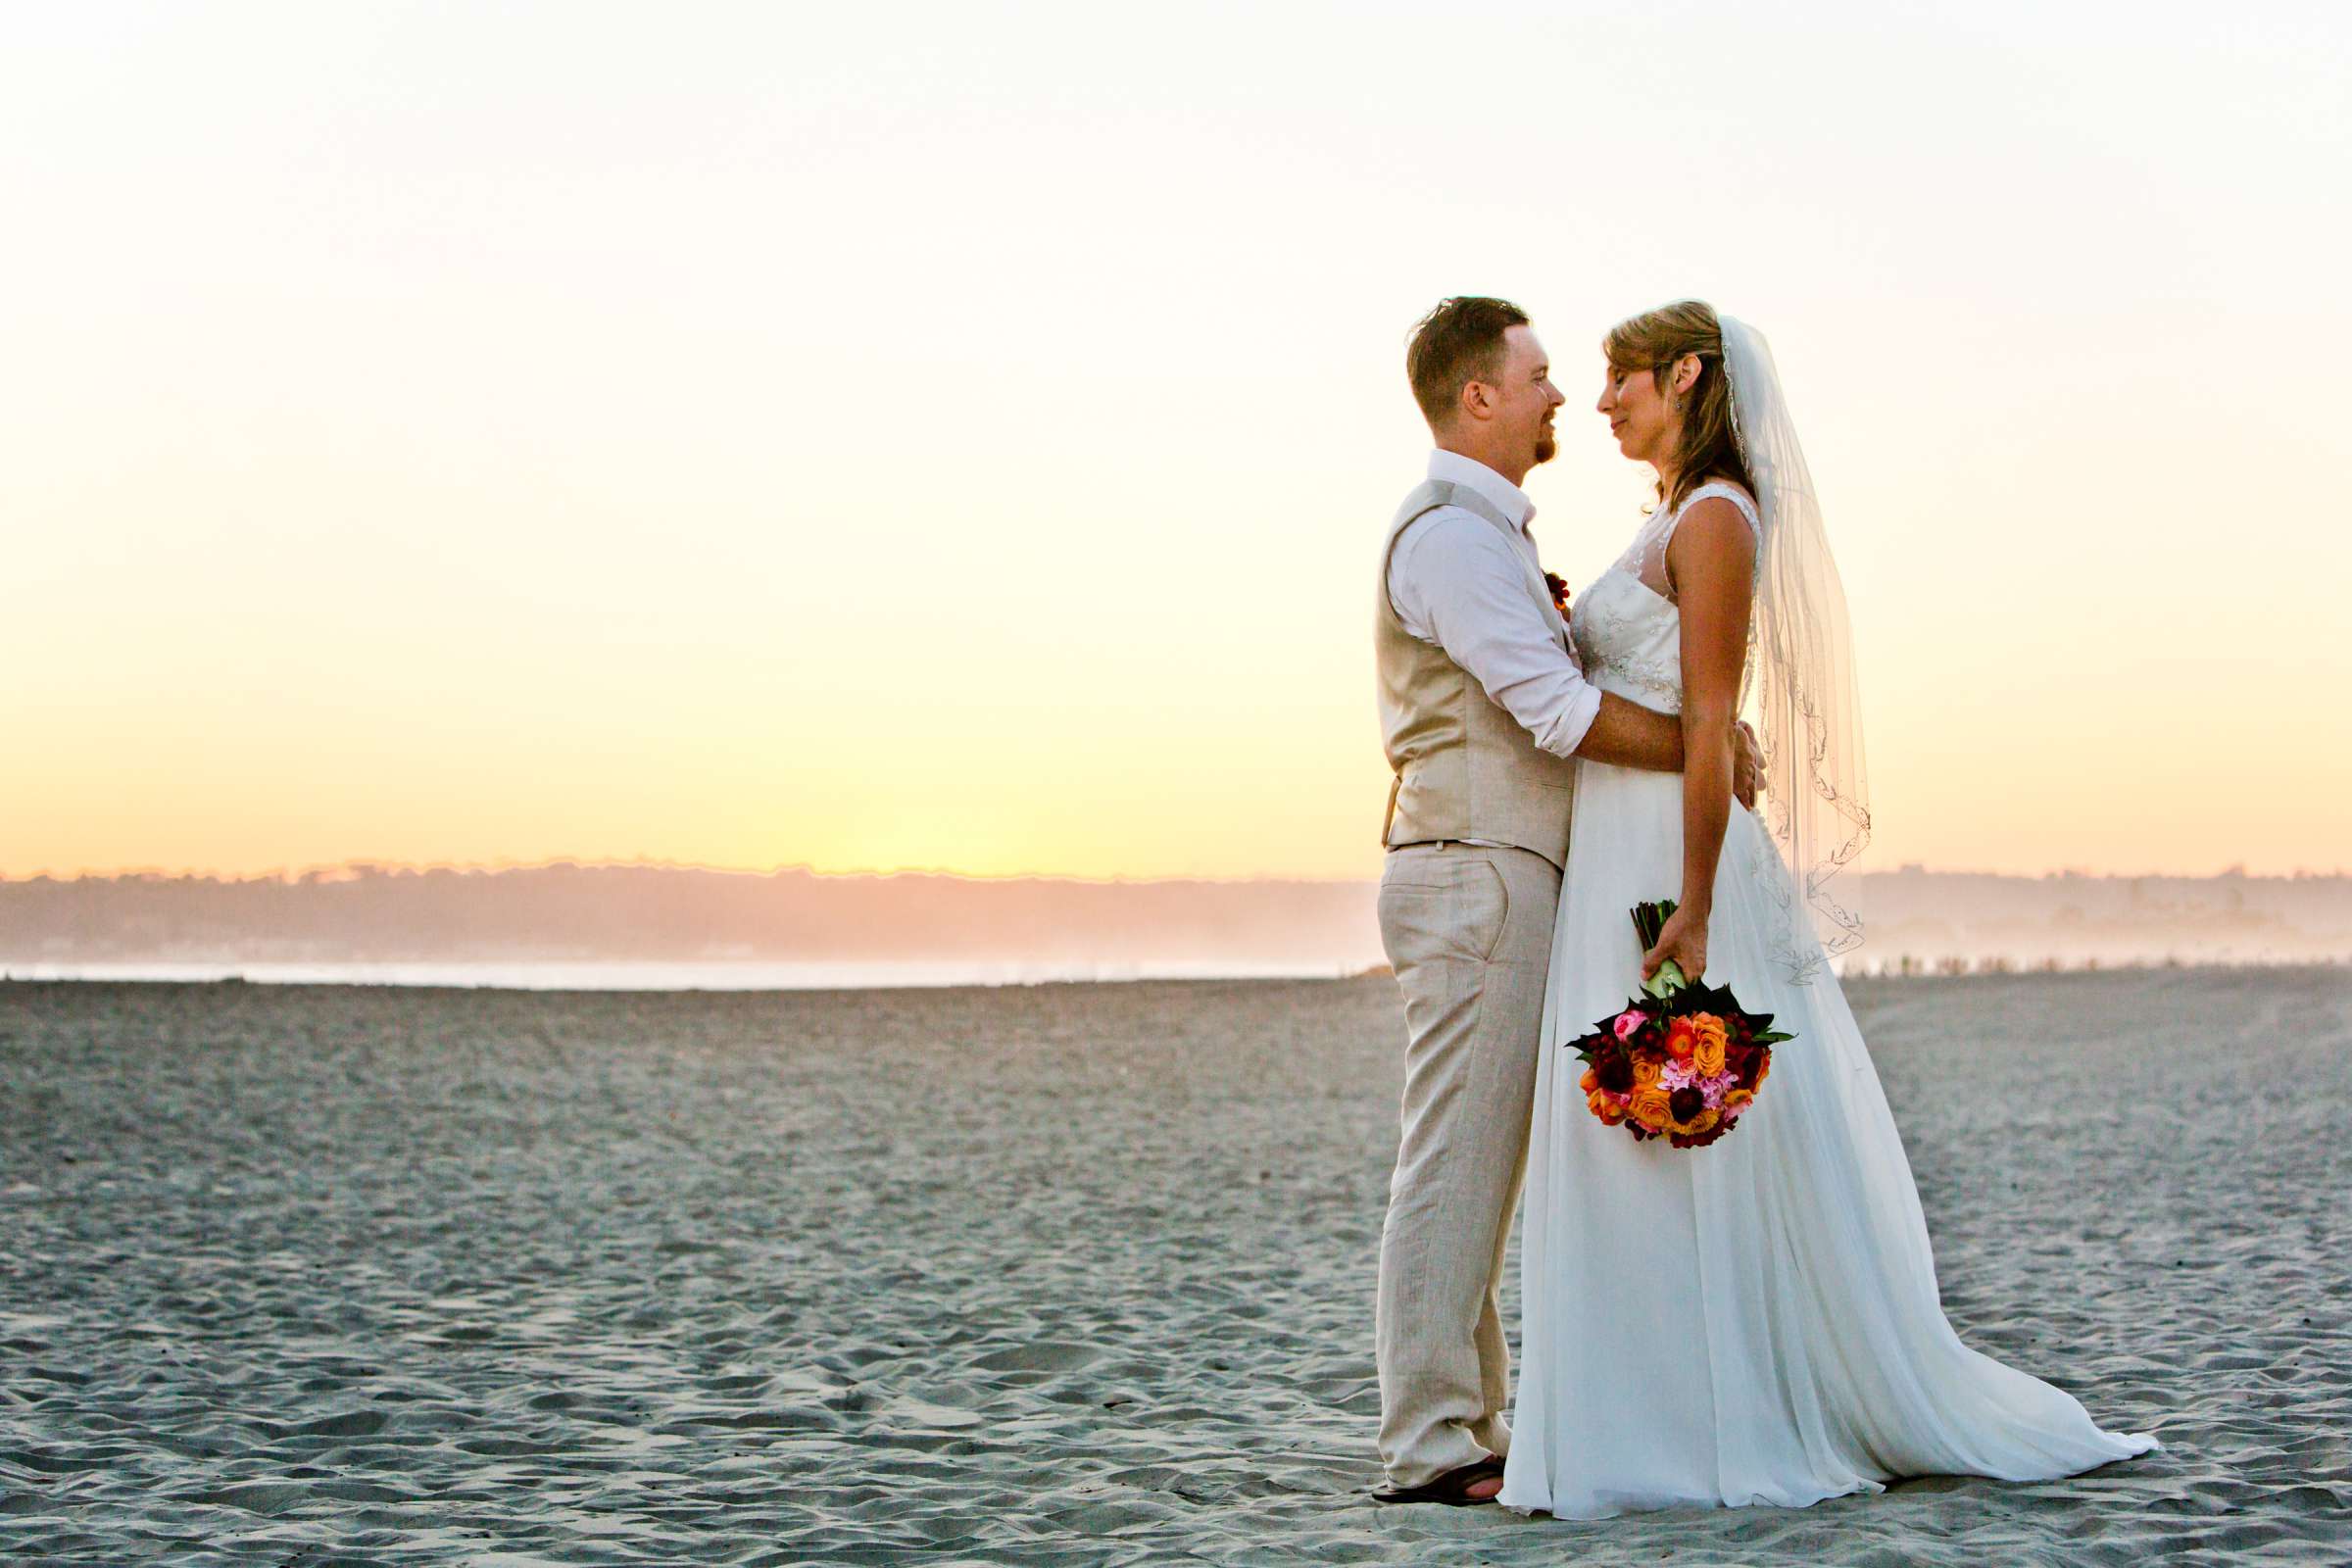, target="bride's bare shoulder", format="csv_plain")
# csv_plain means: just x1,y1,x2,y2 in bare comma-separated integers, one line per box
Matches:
1676,479,1760,541
1684,476,1758,513
1664,486,1760,598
